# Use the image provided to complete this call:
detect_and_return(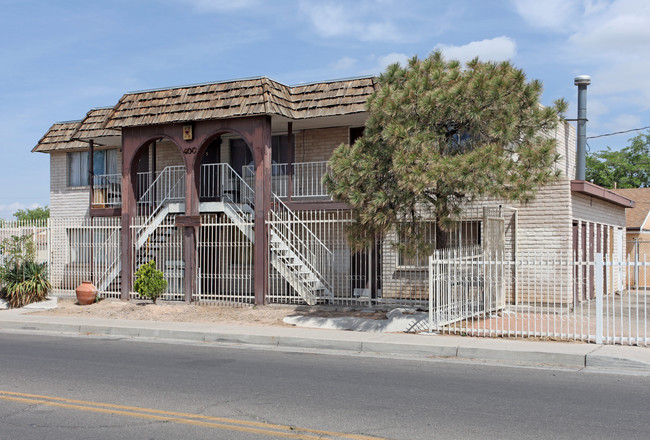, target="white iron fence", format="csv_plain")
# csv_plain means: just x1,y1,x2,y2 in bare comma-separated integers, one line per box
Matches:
428,249,648,346
196,214,254,305
2,216,647,346
130,215,184,301
48,217,121,298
